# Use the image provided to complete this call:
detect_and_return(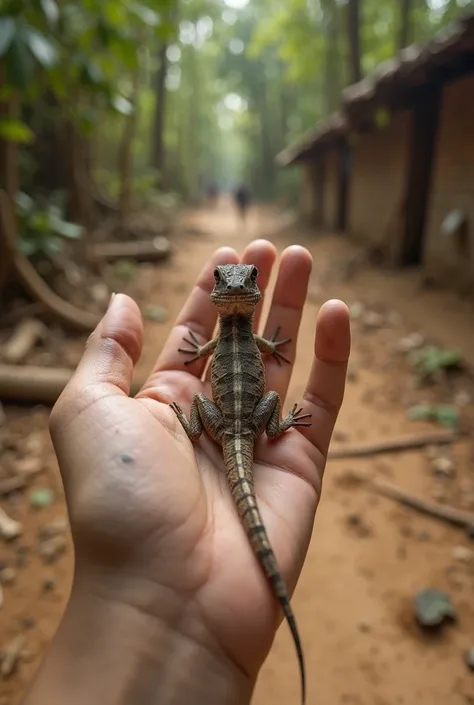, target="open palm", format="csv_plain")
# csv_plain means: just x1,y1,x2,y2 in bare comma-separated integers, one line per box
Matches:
50,239,350,686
